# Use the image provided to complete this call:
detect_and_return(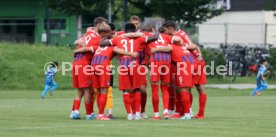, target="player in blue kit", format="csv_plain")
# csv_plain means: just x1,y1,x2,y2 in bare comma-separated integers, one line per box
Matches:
41,61,61,99
251,59,269,96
